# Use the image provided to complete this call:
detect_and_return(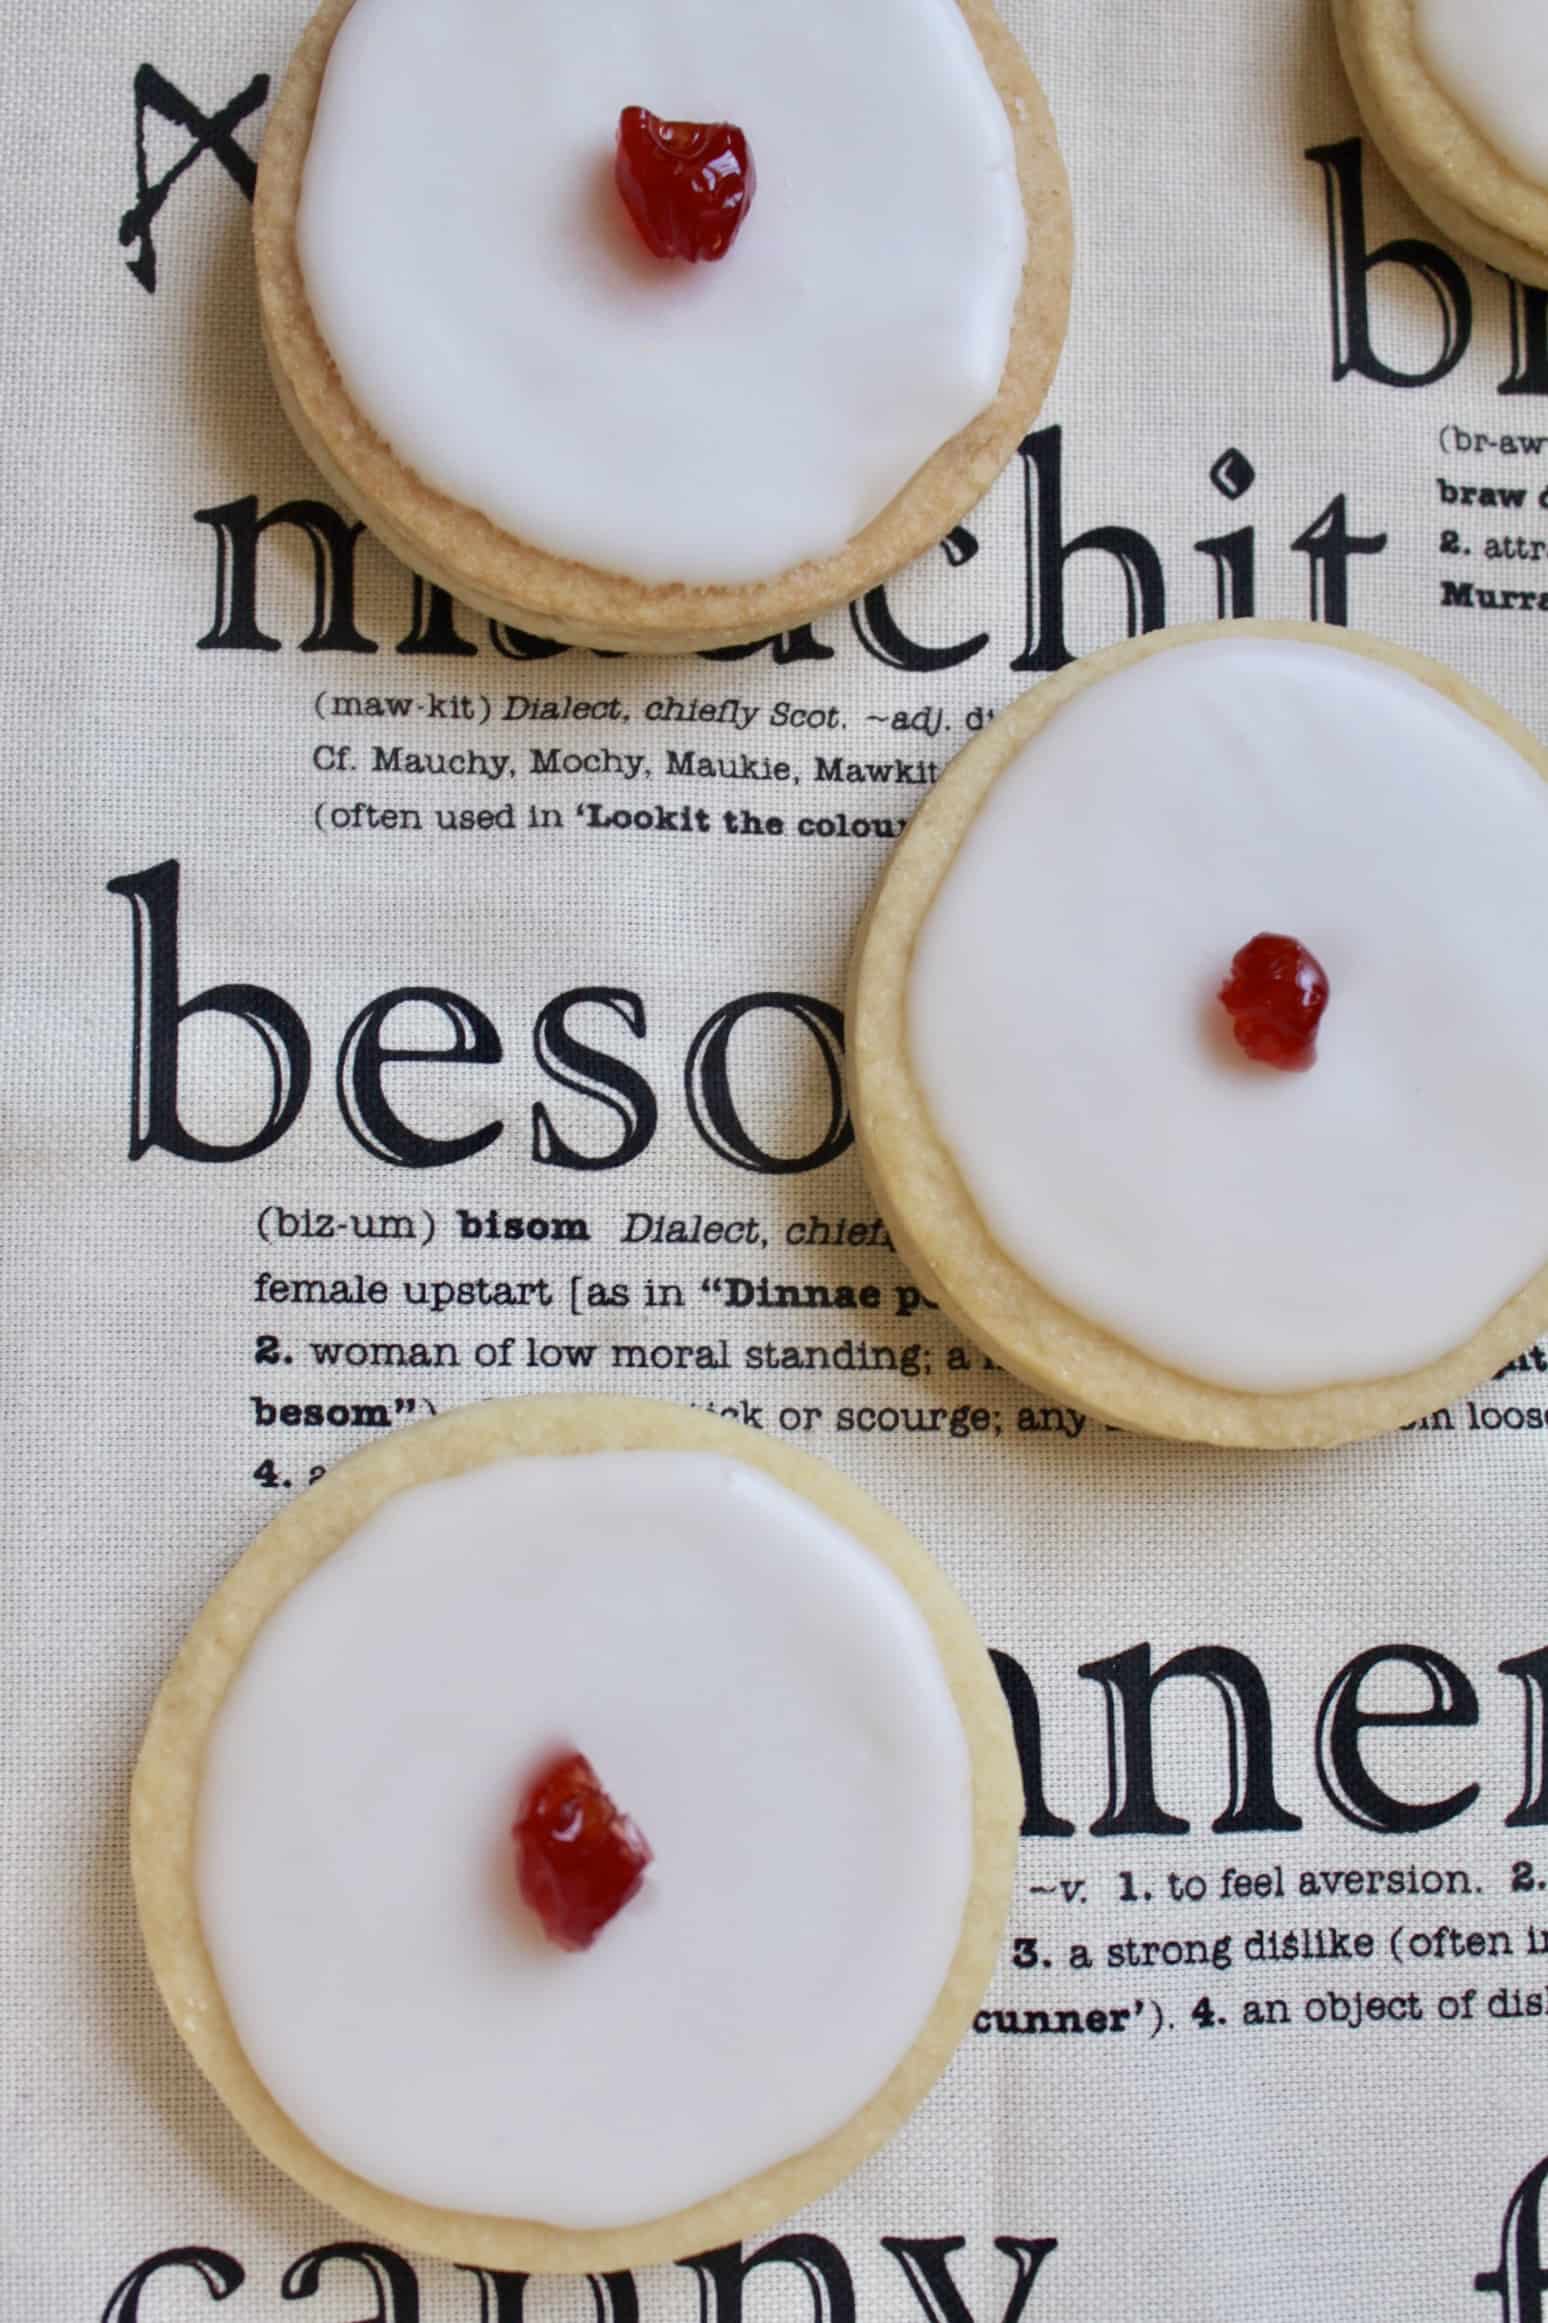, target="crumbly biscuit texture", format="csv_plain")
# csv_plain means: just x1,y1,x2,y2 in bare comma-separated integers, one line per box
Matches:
847,620,1548,1450
132,1396,1018,2268
1333,0,1548,288
254,0,1070,652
